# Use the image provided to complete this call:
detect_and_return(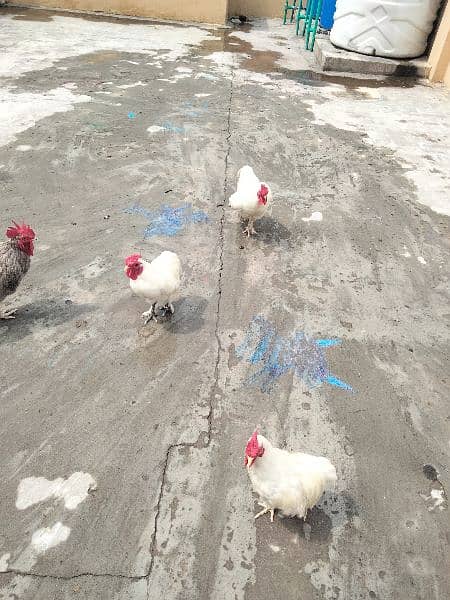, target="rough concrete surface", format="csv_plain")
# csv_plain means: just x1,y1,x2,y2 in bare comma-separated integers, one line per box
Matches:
314,37,429,77
0,8,449,600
